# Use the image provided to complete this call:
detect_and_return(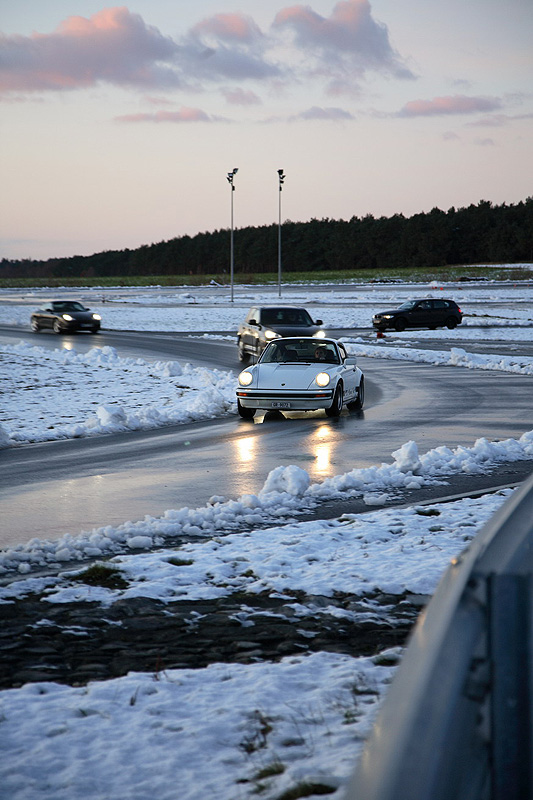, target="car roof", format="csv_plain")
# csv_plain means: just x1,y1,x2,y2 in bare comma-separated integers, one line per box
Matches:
270,336,338,345
254,305,309,310
405,297,457,302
